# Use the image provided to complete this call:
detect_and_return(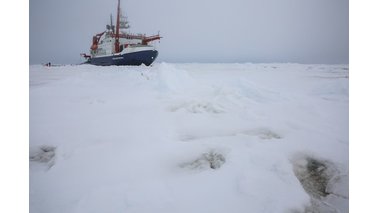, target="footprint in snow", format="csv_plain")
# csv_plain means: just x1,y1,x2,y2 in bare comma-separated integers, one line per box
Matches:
169,101,225,114
180,150,226,171
239,128,282,140
290,154,348,212
179,128,282,142
30,145,56,170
